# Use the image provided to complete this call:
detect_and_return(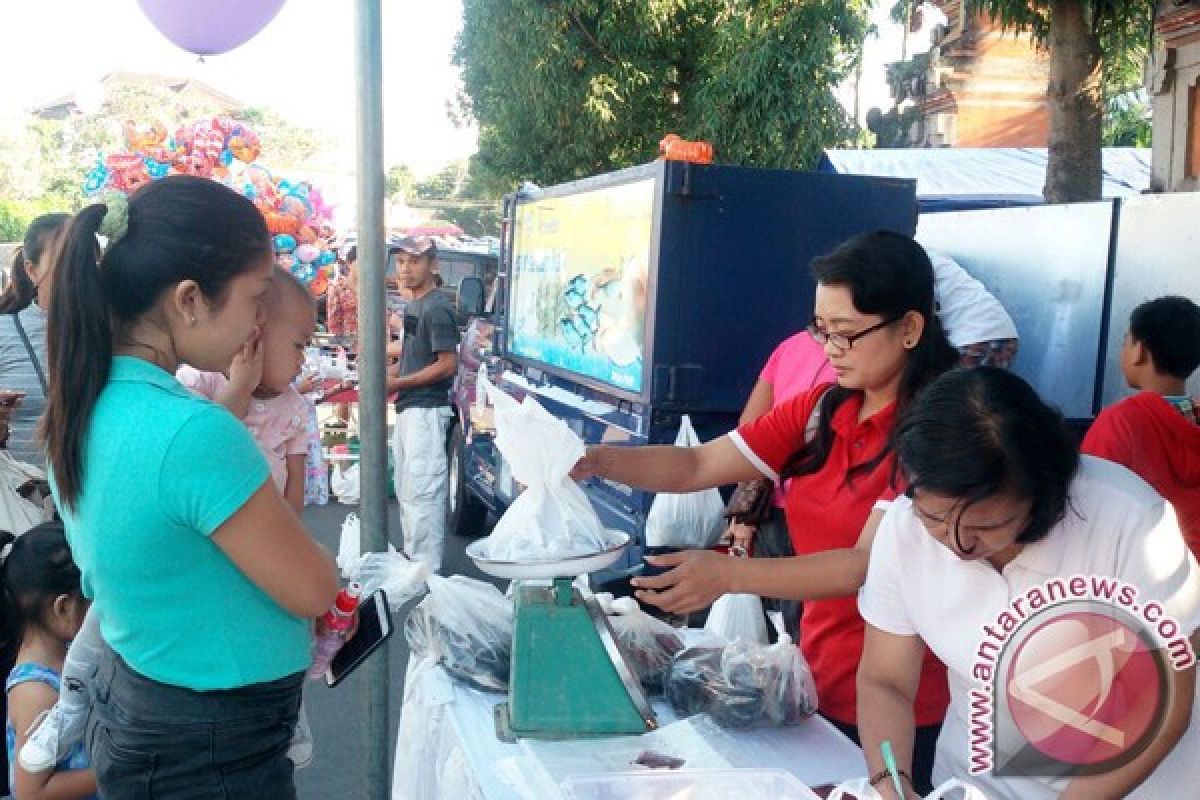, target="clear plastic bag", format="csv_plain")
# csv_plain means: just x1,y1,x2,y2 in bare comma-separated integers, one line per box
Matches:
475,375,617,560
344,550,429,610
0,451,50,536
606,596,685,691
644,416,726,548
704,592,769,645
336,512,361,576
665,615,817,729
331,462,360,505
403,574,513,692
